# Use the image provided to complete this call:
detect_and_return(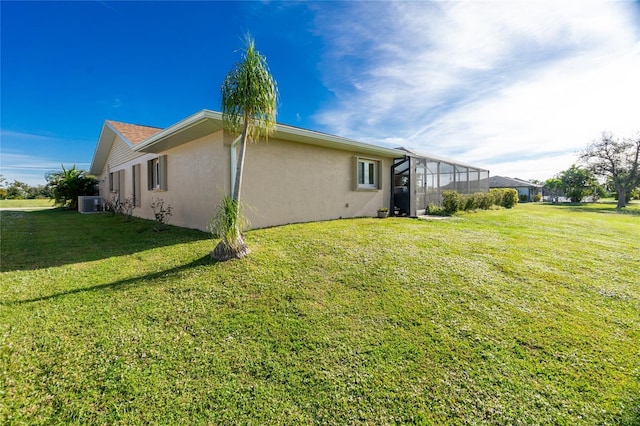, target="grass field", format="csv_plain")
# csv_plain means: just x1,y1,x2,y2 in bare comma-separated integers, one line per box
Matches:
1,203,639,424
0,199,54,209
